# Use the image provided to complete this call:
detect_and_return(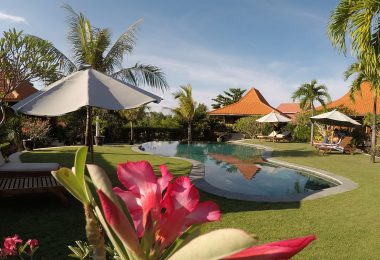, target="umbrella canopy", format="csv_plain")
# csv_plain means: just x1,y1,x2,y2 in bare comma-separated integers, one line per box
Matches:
256,111,291,123
310,110,361,127
12,67,162,116
12,66,162,161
